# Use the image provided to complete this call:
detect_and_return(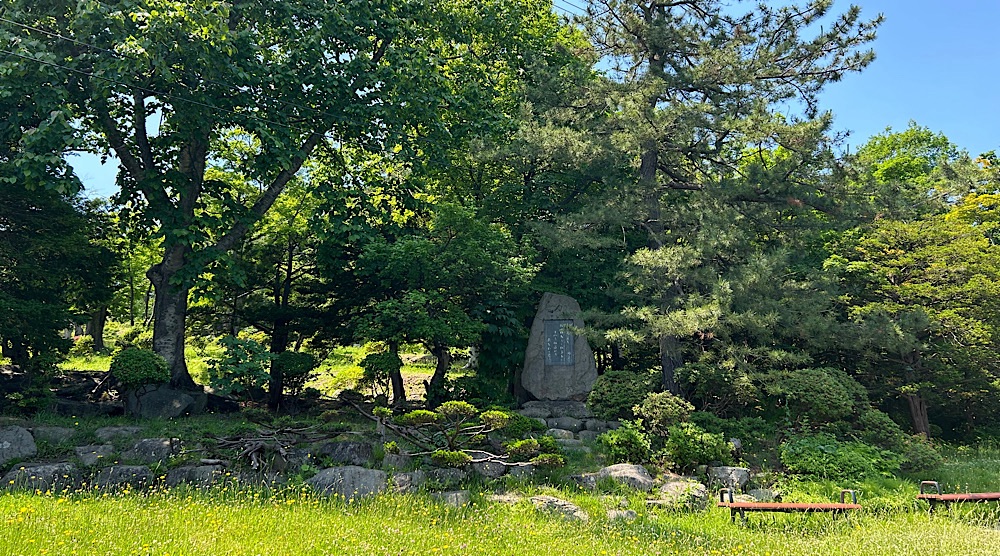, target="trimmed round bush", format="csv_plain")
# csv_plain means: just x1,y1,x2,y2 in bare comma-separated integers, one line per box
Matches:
598,421,651,464
662,422,732,471
273,351,318,396
110,348,170,388
634,391,694,437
